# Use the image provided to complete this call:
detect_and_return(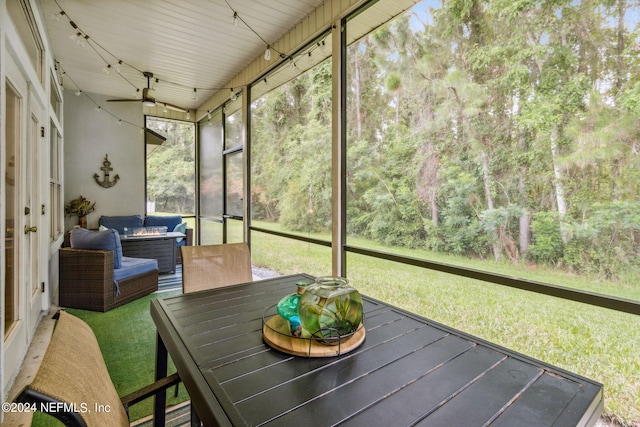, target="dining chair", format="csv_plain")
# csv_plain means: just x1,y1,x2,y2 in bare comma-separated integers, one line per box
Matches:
180,243,253,293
